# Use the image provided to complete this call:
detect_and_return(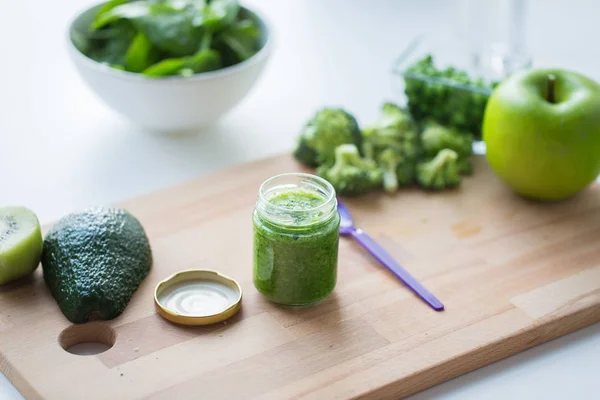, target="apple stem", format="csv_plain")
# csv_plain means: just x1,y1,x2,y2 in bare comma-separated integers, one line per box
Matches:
547,74,556,103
